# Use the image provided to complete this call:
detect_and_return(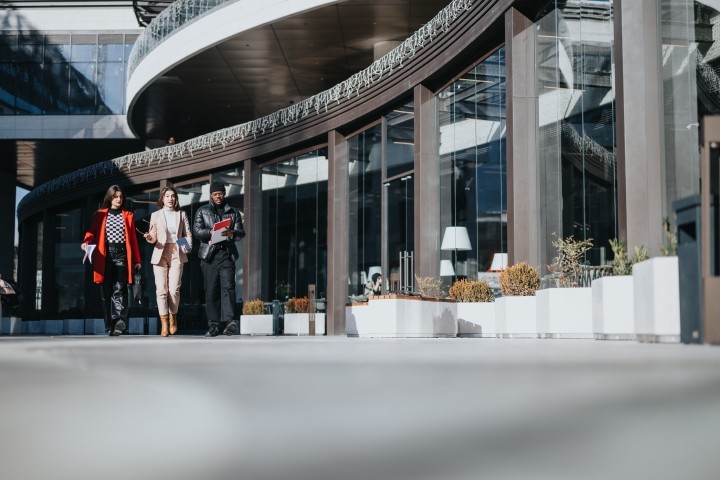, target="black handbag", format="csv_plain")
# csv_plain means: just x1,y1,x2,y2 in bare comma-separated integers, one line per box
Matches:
132,271,145,305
